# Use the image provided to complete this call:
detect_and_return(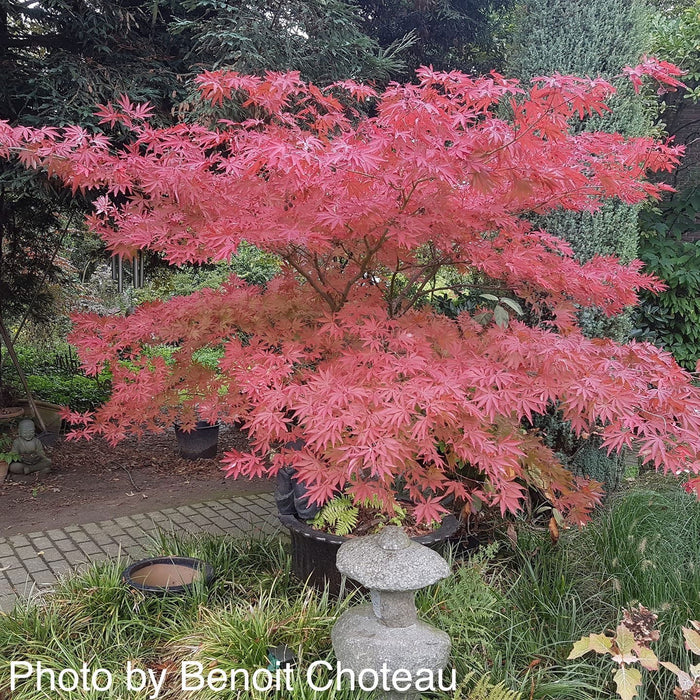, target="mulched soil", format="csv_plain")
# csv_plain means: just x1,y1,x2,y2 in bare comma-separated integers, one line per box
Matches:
0,425,274,536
